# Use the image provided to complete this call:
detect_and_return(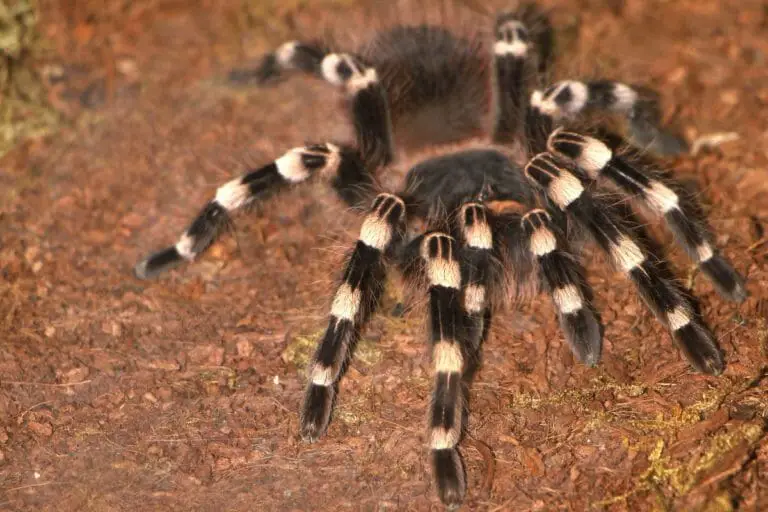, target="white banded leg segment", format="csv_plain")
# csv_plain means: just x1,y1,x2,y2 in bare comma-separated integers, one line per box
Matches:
493,15,532,142
458,203,496,350
552,181,725,374
535,80,589,118
463,285,486,315
553,285,583,314
536,80,640,120
134,144,345,280
419,232,472,506
522,209,602,365
300,194,406,442
494,18,530,57
320,53,376,93
238,40,327,84
526,90,556,153
524,152,585,209
548,130,746,302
